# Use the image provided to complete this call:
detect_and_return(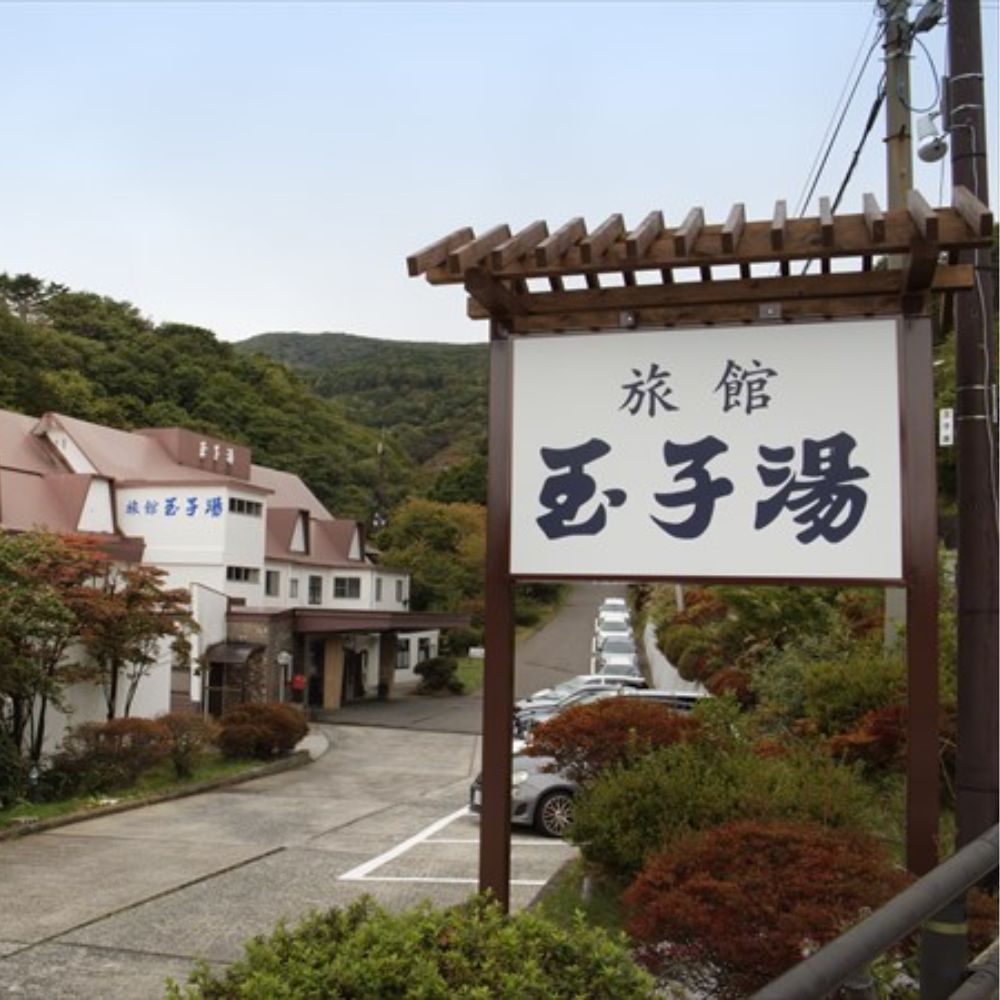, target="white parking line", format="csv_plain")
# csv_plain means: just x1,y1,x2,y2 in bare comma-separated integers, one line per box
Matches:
339,806,470,881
